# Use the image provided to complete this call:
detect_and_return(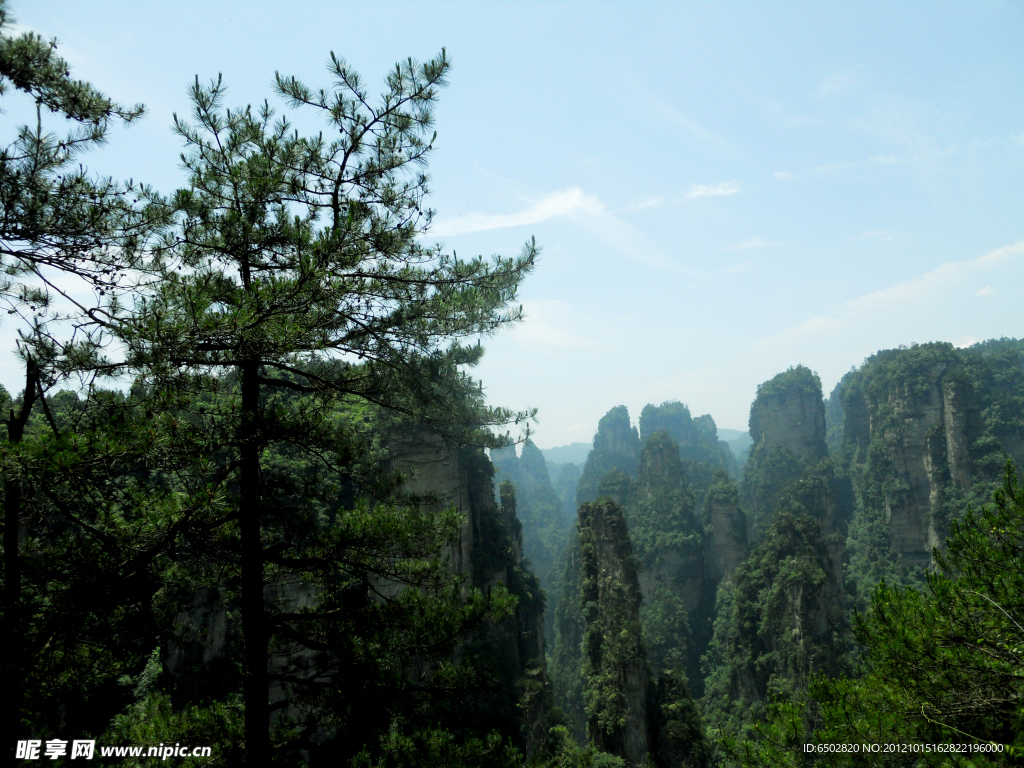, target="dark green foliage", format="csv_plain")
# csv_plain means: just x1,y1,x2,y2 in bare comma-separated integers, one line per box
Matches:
578,499,647,756
701,509,845,739
751,366,822,406
349,727,524,768
534,726,628,768
106,49,541,764
0,6,158,751
548,531,588,743
576,496,712,767
741,443,804,543
627,429,711,696
742,365,829,543
641,588,694,684
2,45,547,767
654,671,712,768
703,470,740,513
1,388,201,744
596,469,632,505
735,464,1024,767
